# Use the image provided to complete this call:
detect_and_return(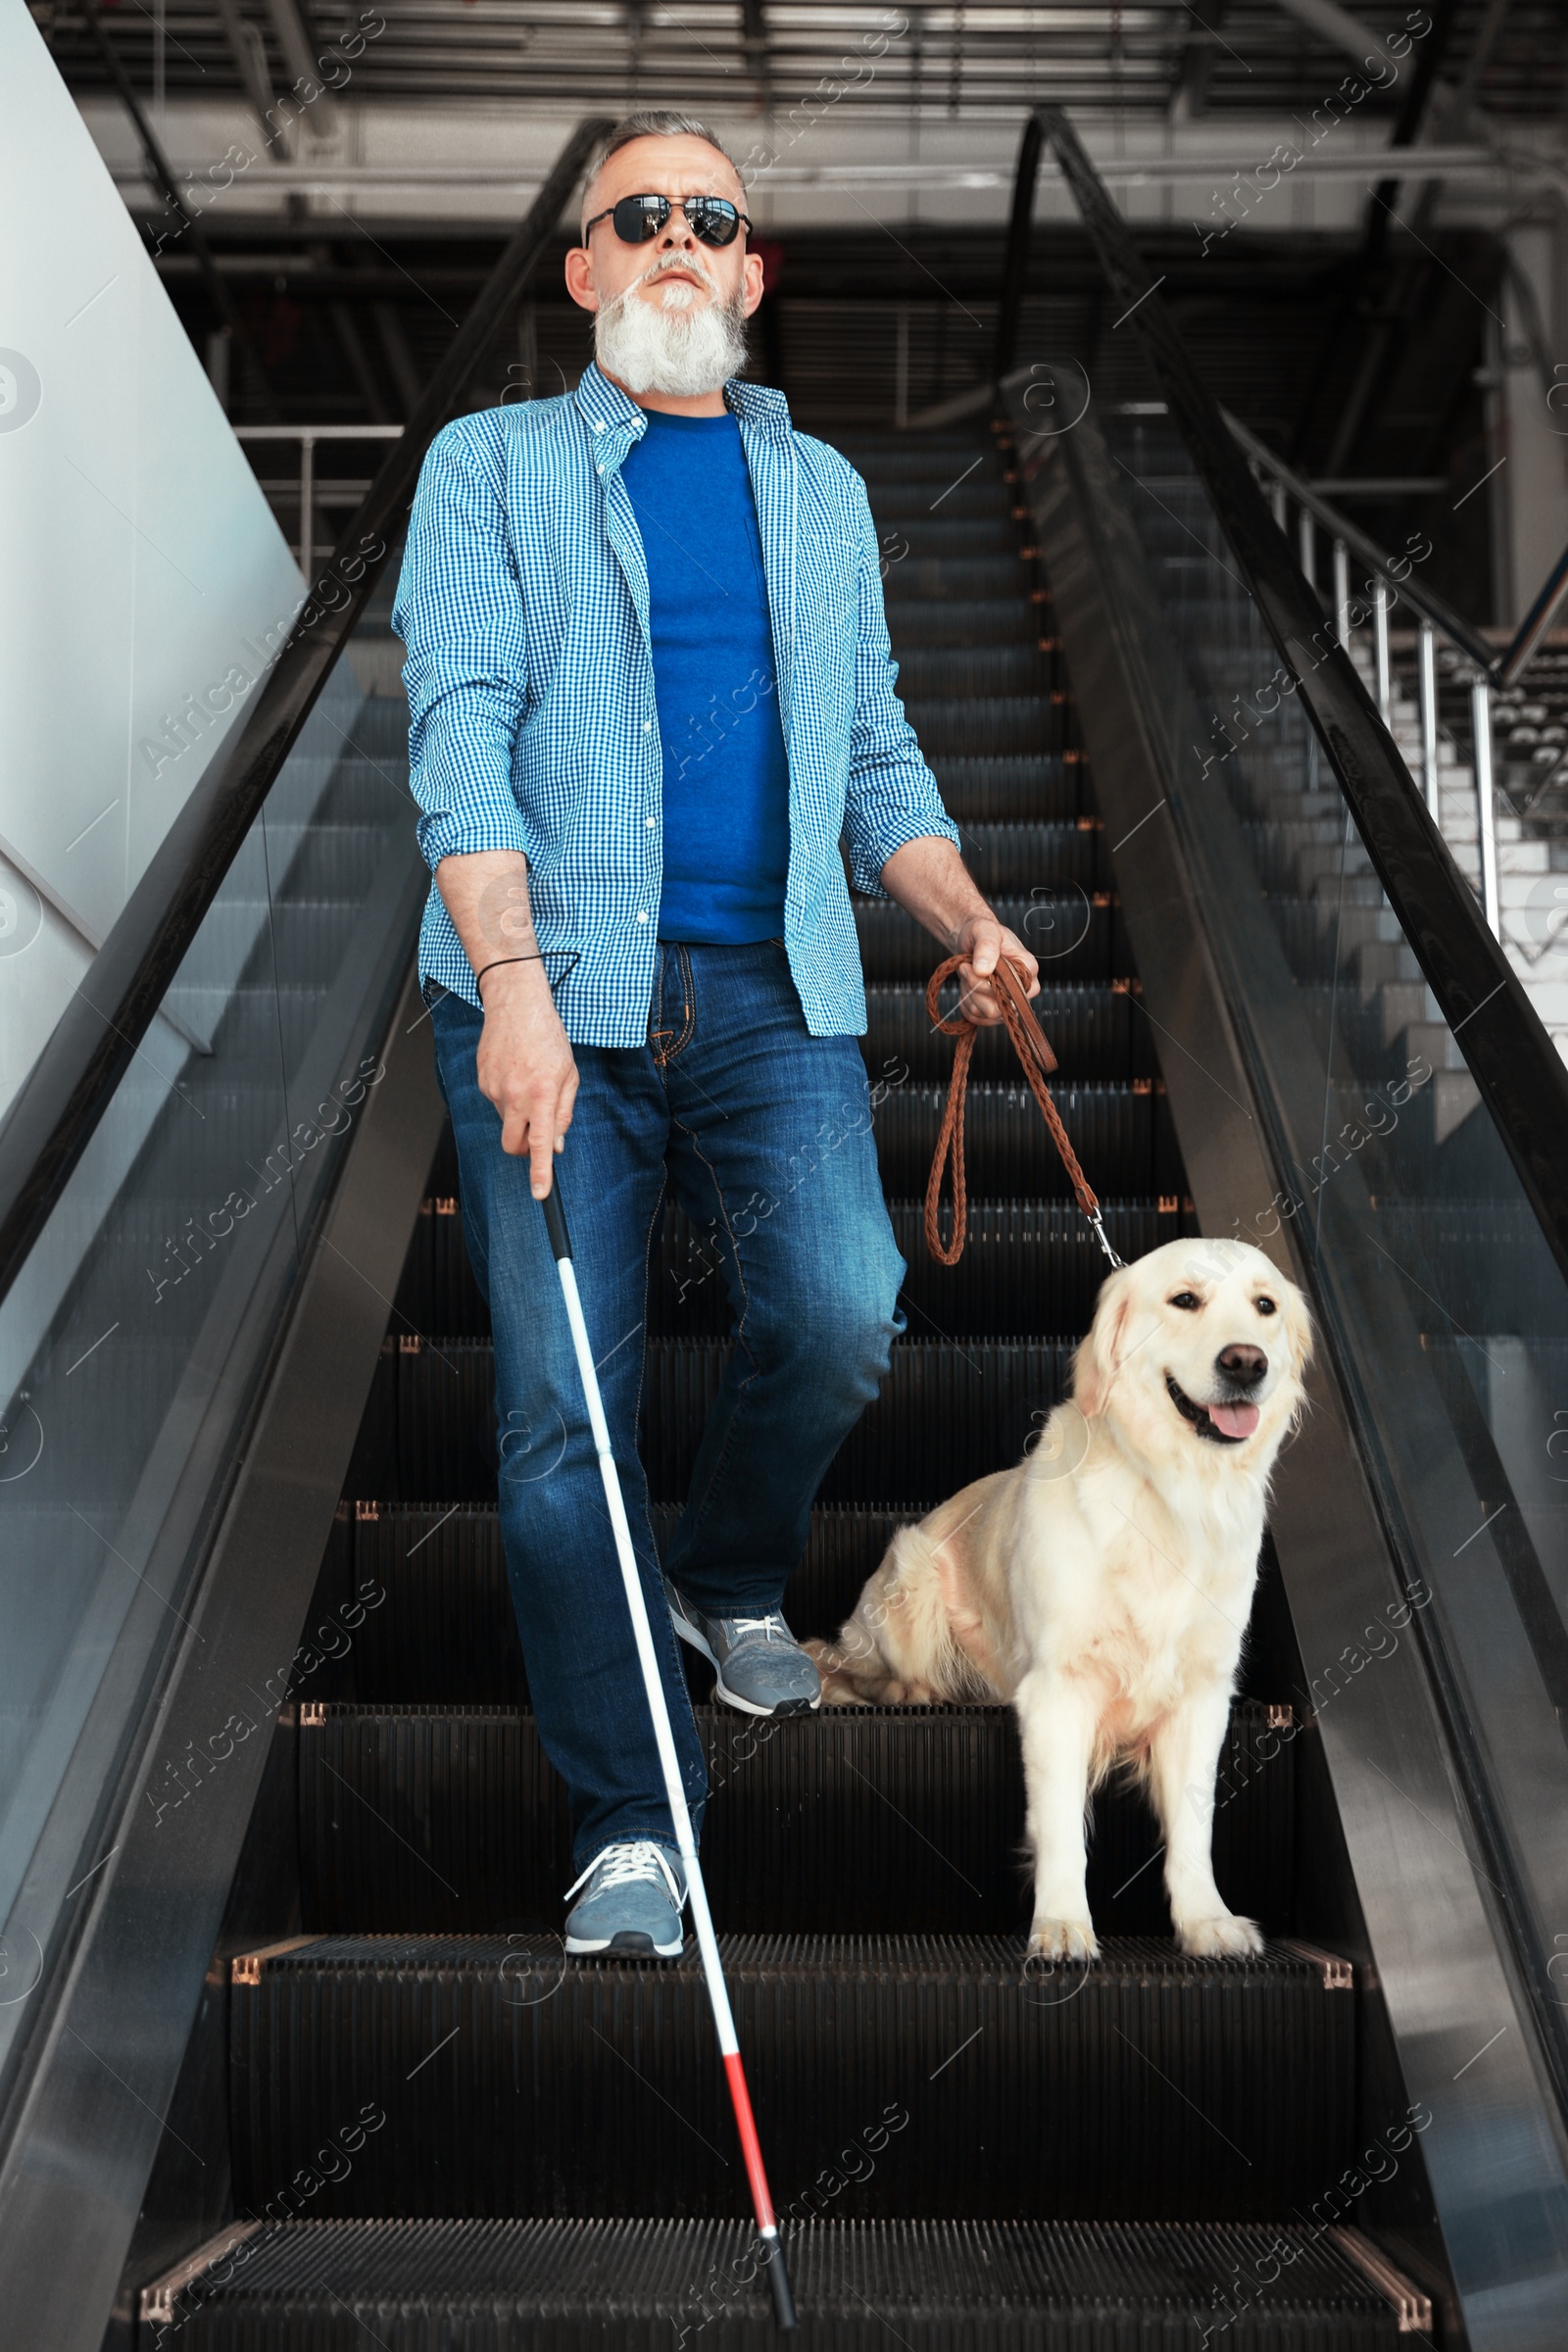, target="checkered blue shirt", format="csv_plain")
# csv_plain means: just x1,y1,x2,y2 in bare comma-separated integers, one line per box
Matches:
392,363,959,1045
